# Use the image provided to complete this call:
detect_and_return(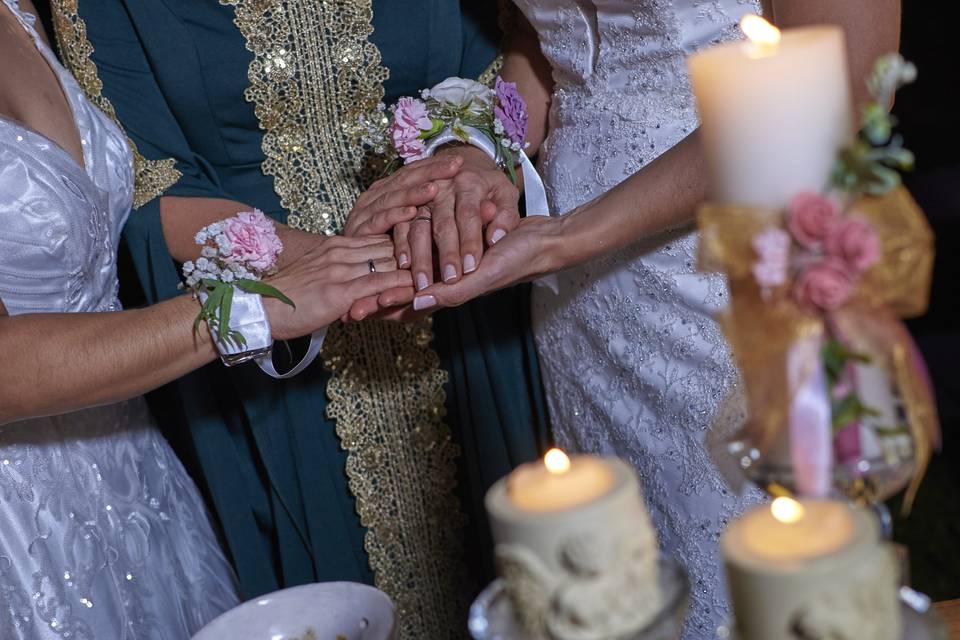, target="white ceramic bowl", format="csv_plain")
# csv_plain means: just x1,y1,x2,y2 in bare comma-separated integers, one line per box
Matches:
192,582,398,640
